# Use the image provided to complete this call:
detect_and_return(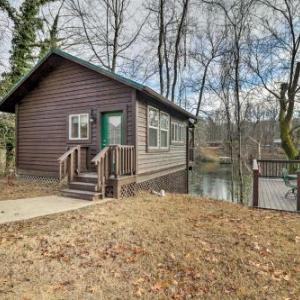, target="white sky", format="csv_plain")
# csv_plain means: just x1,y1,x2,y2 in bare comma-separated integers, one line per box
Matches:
1,0,299,119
